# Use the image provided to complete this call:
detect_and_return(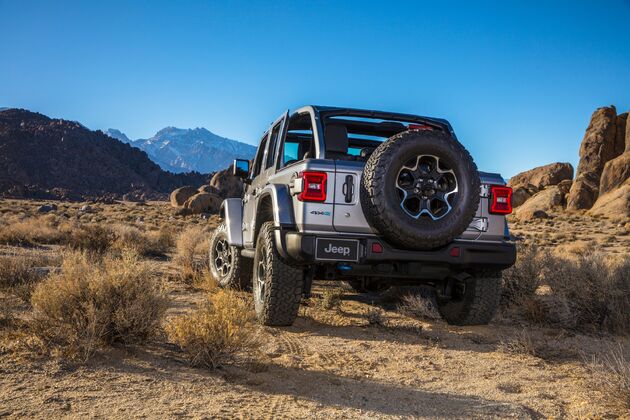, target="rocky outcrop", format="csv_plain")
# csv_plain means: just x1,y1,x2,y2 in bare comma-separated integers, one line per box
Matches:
183,192,222,214
198,184,220,195
588,179,630,219
508,162,573,190
615,112,627,156
567,106,621,210
170,186,198,207
599,152,630,195
511,184,538,208
626,111,630,152
209,168,243,198
513,180,572,220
